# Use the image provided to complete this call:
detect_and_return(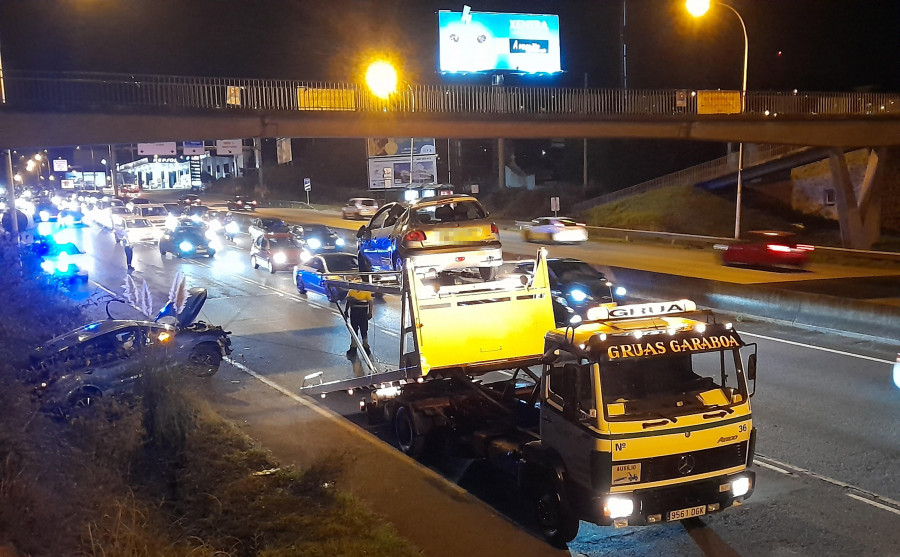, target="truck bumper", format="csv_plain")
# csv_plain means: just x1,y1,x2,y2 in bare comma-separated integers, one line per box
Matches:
579,470,756,527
